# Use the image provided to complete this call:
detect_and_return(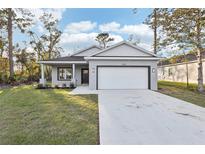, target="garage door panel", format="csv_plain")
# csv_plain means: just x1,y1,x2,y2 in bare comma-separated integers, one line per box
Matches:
98,67,149,89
